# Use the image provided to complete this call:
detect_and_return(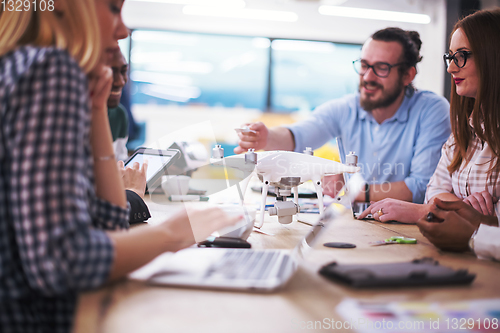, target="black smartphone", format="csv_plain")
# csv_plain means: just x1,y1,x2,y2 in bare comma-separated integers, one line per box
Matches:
198,236,251,248
124,147,180,190
426,212,444,223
